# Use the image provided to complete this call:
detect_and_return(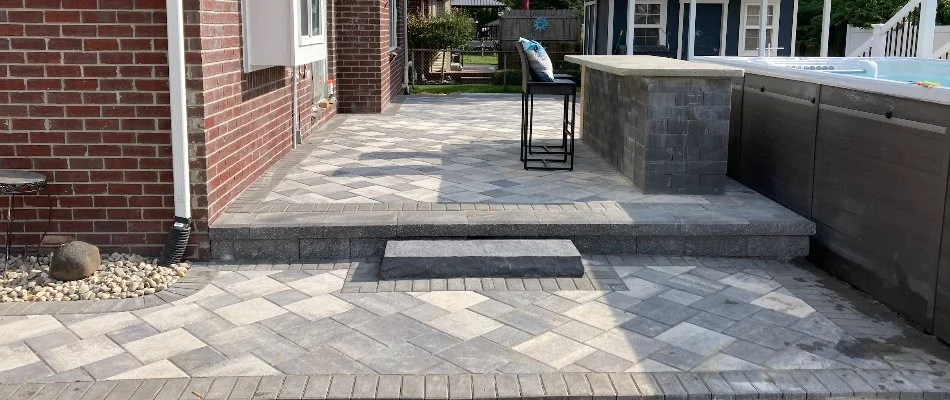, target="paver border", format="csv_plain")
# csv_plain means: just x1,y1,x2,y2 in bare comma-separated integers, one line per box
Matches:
0,267,217,316
0,370,946,400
